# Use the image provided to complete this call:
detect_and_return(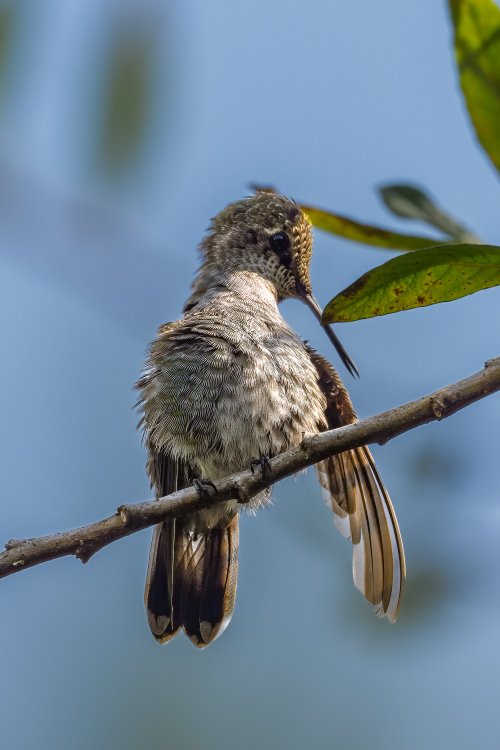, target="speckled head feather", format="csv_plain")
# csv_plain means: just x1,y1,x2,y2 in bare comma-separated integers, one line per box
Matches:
196,193,314,301
210,193,300,233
